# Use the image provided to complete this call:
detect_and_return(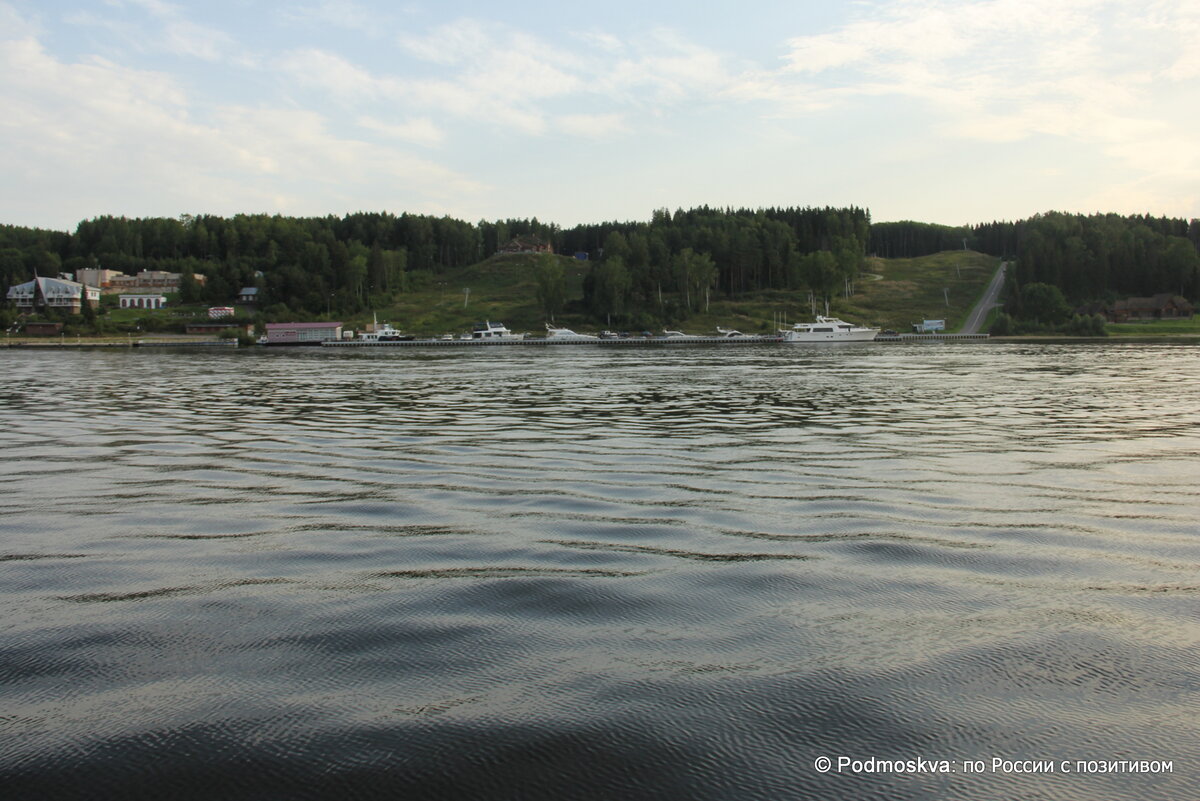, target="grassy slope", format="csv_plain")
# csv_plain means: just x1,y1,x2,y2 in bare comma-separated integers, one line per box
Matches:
19,250,999,338
363,250,1003,336
841,250,1001,332
376,254,591,336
